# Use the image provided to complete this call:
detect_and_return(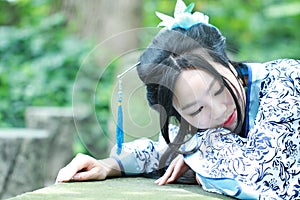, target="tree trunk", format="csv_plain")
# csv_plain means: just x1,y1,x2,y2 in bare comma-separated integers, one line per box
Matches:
60,0,144,158
62,0,142,53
